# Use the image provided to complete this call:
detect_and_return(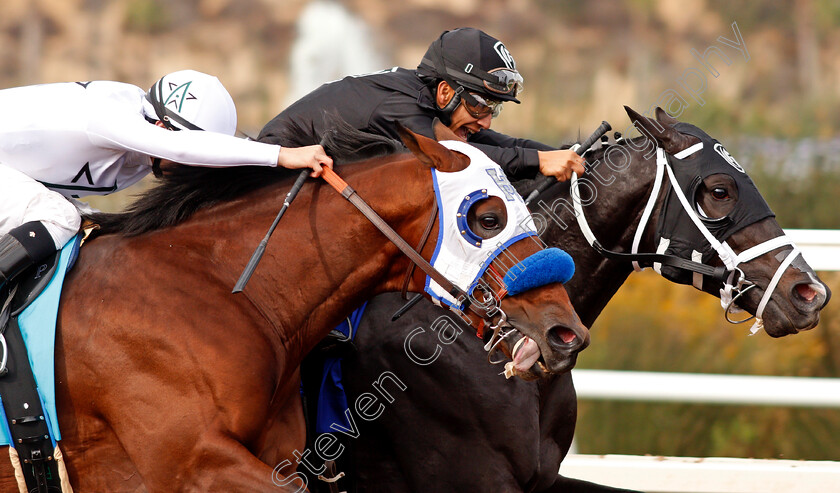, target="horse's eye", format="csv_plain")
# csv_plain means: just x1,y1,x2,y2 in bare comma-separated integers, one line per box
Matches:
711,187,729,200
480,215,500,229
